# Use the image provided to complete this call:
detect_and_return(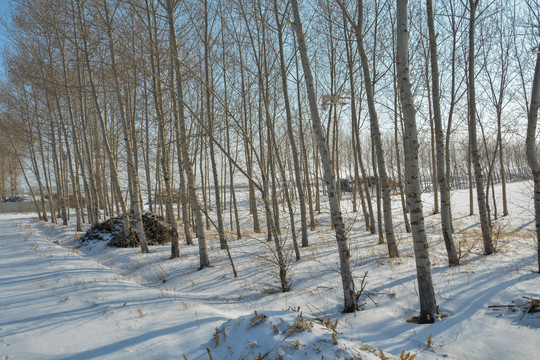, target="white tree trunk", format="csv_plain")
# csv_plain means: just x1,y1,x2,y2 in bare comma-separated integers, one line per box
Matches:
291,0,357,312
337,0,399,257
526,51,540,273
165,0,209,269
144,0,179,258
102,0,149,253
77,0,131,239
426,0,459,266
468,0,494,255
274,0,309,248
396,0,437,323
